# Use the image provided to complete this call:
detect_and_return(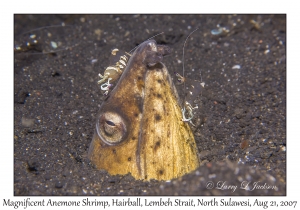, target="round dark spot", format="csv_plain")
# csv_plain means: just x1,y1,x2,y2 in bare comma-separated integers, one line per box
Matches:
112,149,117,154
134,113,139,117
132,136,136,140
156,93,162,98
154,141,161,151
159,170,164,175
157,79,162,83
55,181,64,188
27,159,39,172
155,114,161,121
137,76,142,80
128,157,131,161
51,71,60,77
